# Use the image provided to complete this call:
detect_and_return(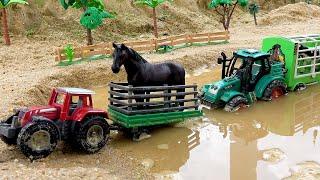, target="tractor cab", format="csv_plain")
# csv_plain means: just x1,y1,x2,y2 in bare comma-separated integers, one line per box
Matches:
200,49,287,112
218,49,272,92
49,87,95,120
